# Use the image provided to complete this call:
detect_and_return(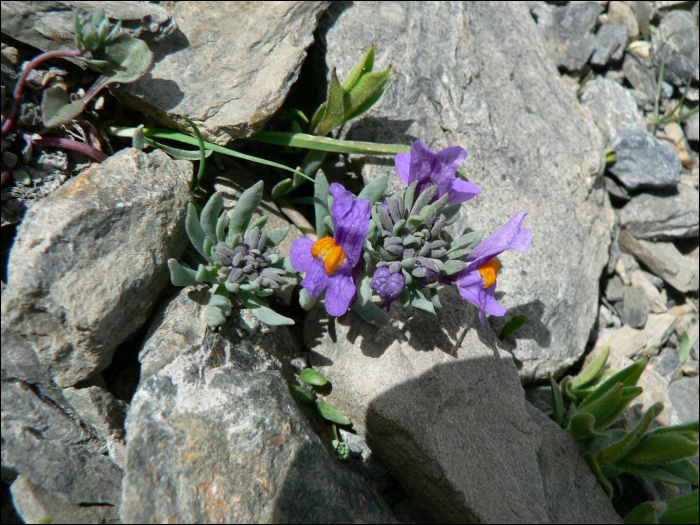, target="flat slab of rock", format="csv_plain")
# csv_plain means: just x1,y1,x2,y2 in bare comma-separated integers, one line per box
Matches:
1,149,192,387
619,183,699,240
305,286,618,523
326,1,612,382
122,350,397,523
116,2,328,144
619,229,699,293
653,10,700,87
608,129,681,190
